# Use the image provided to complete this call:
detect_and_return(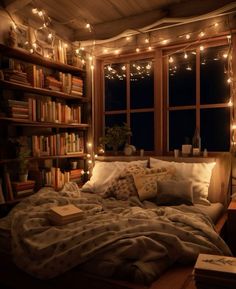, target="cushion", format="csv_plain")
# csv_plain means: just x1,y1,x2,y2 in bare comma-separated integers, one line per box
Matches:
81,160,147,194
150,158,215,205
156,180,193,206
133,169,173,201
104,166,170,200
